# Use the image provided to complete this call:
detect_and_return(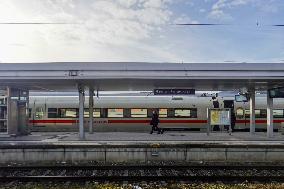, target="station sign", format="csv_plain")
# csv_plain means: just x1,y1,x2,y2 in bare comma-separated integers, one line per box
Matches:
153,89,195,95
